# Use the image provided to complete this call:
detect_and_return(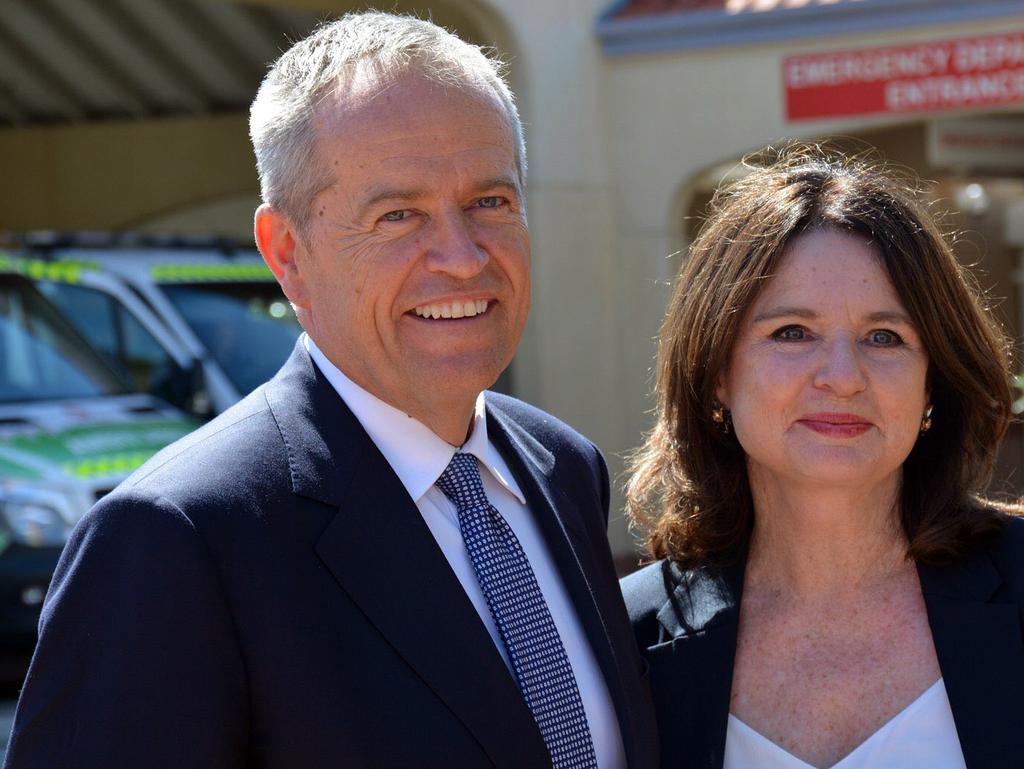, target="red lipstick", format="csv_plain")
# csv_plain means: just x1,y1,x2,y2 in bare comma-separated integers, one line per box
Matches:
797,413,873,438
